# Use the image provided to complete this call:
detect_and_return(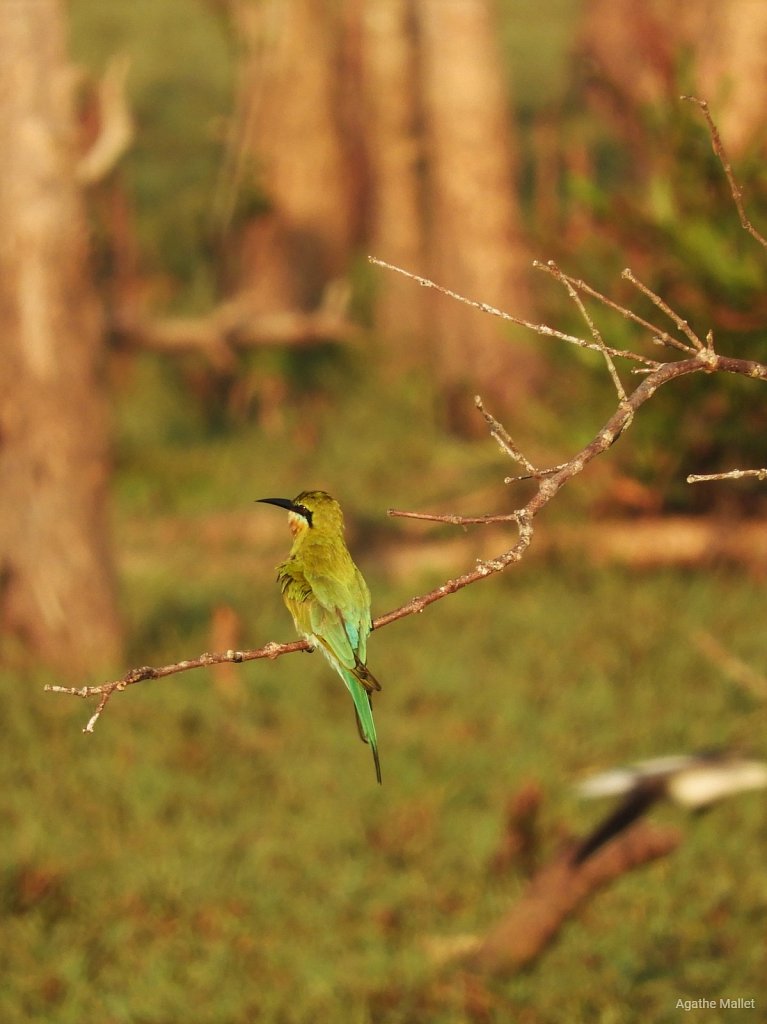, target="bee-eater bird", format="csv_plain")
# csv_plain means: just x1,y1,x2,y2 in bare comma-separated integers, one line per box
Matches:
257,490,382,784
